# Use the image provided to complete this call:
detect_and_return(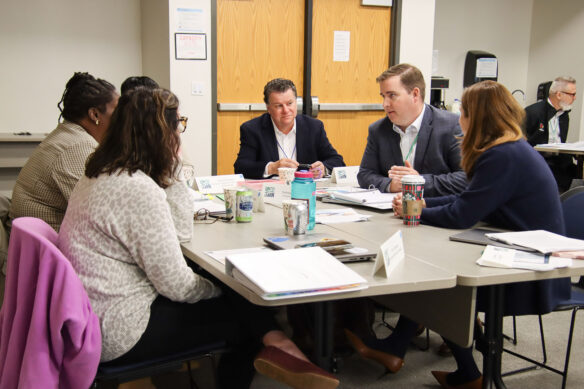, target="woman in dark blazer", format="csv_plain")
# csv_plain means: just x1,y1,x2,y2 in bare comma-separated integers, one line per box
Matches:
349,81,570,389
